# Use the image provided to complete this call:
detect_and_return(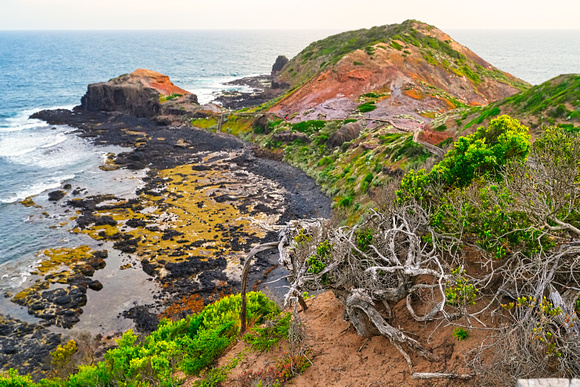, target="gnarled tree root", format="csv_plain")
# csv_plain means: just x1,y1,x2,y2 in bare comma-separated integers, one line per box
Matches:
345,289,439,362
